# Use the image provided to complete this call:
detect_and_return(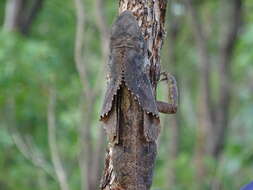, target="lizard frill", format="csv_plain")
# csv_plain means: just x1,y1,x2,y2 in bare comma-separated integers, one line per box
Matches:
100,10,160,143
